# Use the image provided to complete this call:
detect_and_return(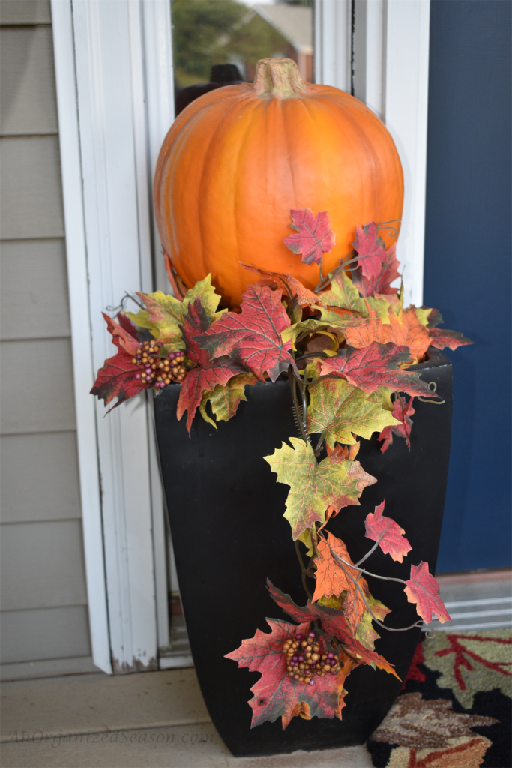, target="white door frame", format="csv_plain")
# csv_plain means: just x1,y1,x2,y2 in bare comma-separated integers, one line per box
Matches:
52,0,429,674
351,0,430,307
52,0,175,673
